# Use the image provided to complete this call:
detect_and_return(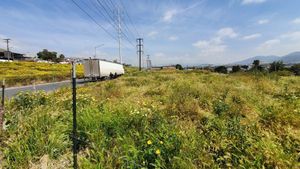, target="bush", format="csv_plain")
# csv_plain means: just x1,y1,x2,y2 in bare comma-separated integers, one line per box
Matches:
269,61,284,72
12,91,48,110
214,66,227,74
232,65,241,73
290,64,300,75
